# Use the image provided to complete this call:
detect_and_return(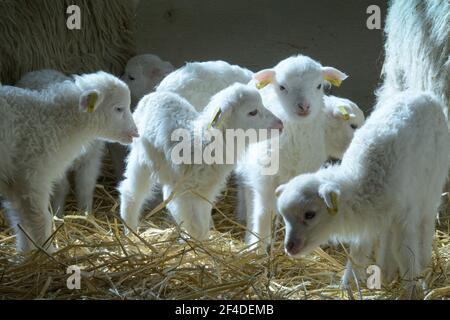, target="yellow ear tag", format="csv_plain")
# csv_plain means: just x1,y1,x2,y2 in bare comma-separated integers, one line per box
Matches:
208,107,223,129
87,92,98,113
326,192,339,216
338,106,350,121
324,76,343,88
255,79,272,90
